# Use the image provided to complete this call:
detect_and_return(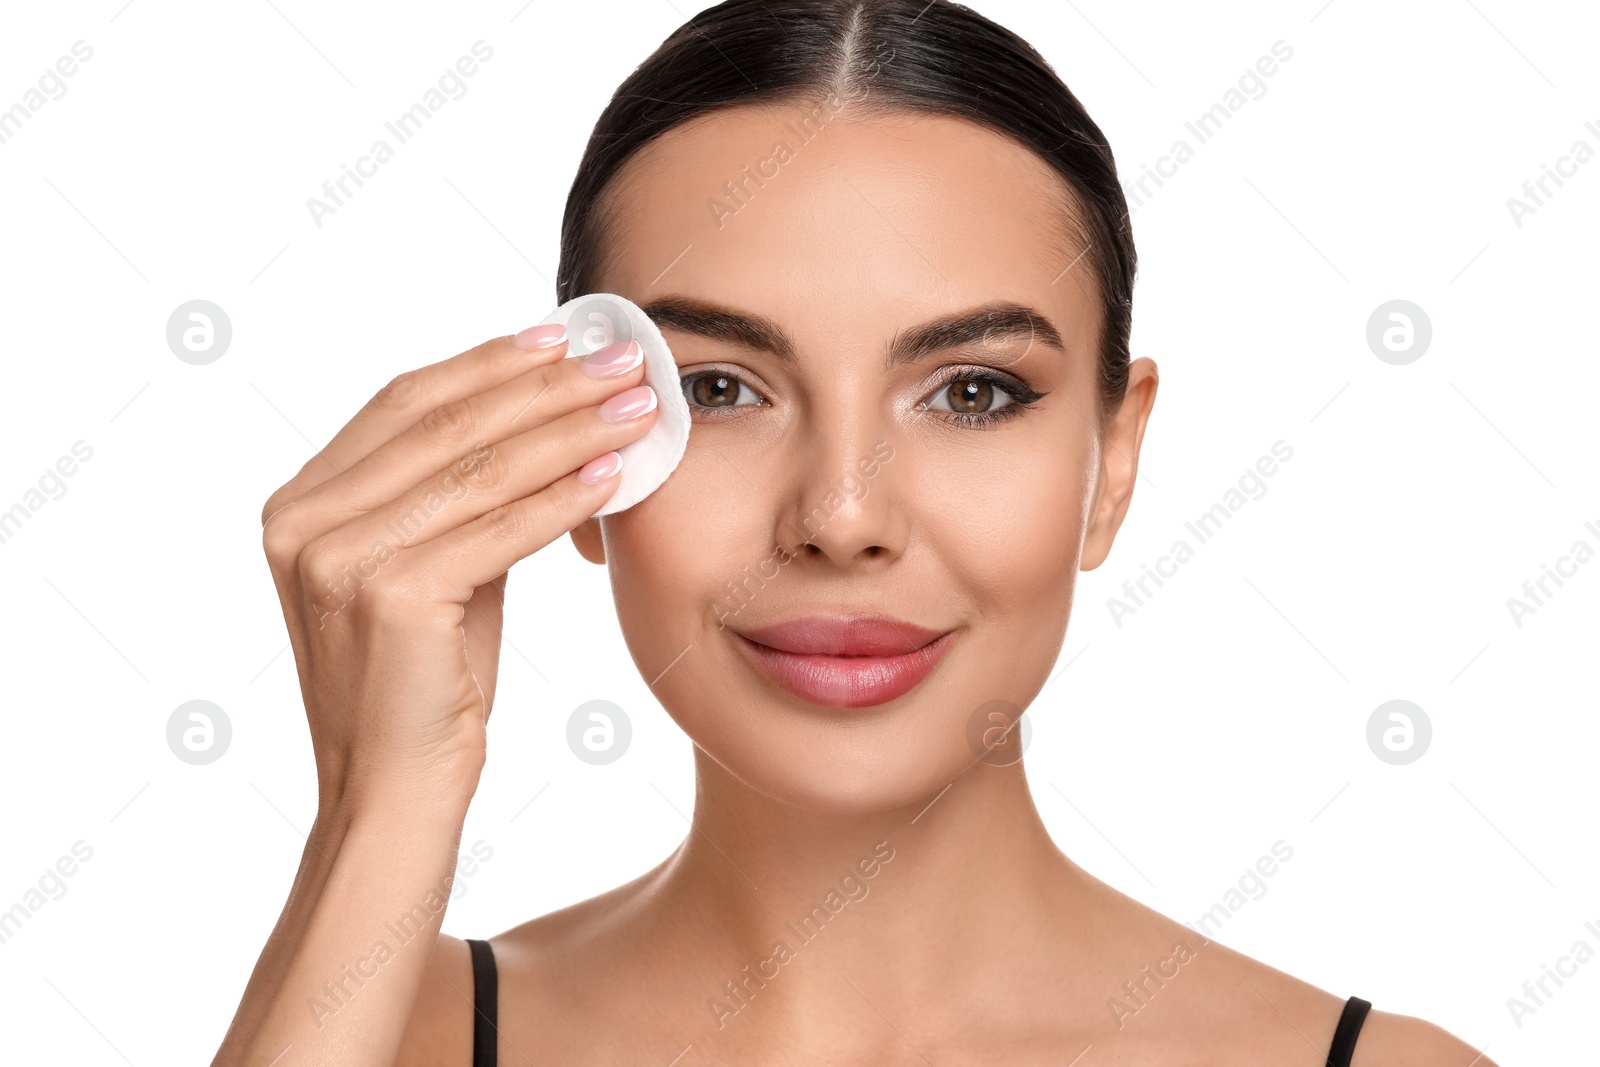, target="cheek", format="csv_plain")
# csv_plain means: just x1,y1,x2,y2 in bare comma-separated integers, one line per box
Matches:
600,466,771,658
603,498,705,623
903,430,1091,611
